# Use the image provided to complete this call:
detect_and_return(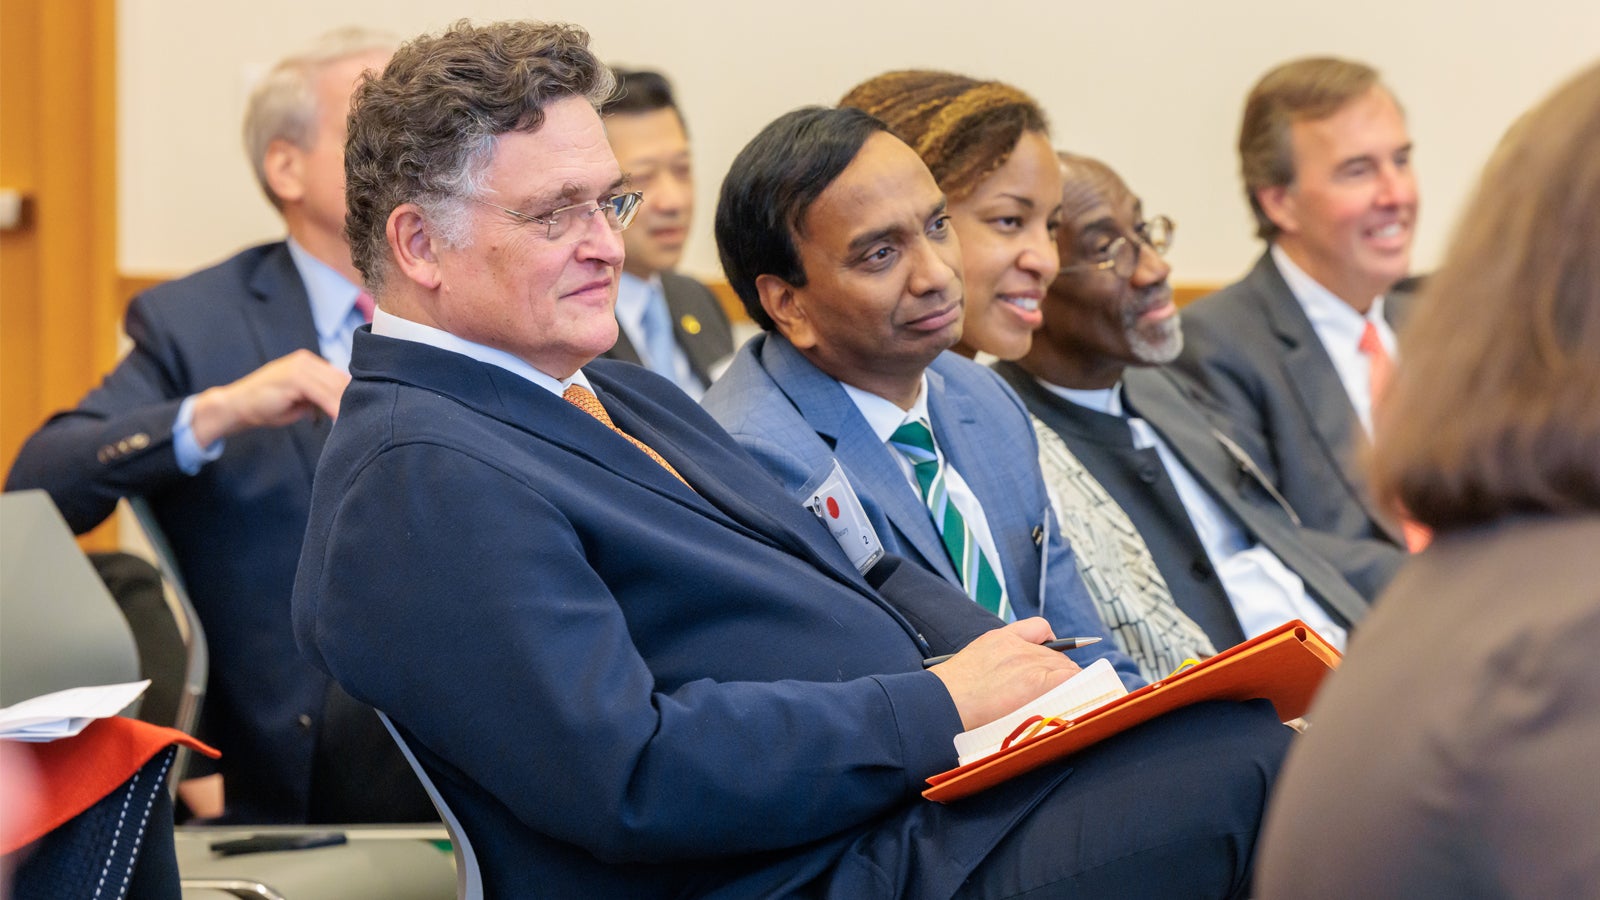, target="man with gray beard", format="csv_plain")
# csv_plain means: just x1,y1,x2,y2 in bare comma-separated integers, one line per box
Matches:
992,153,1400,678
